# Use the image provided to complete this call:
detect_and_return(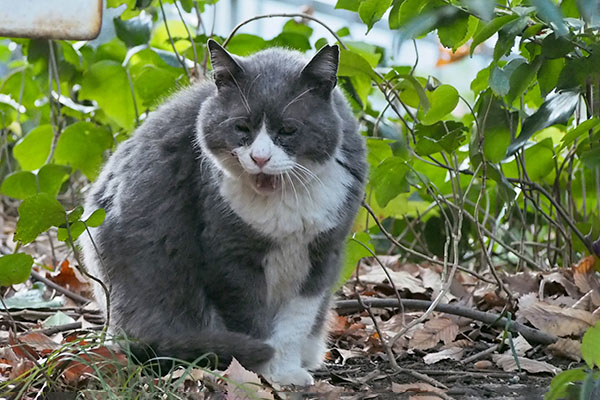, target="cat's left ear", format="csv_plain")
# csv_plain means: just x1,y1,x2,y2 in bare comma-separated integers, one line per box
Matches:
207,39,245,90
300,44,339,98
